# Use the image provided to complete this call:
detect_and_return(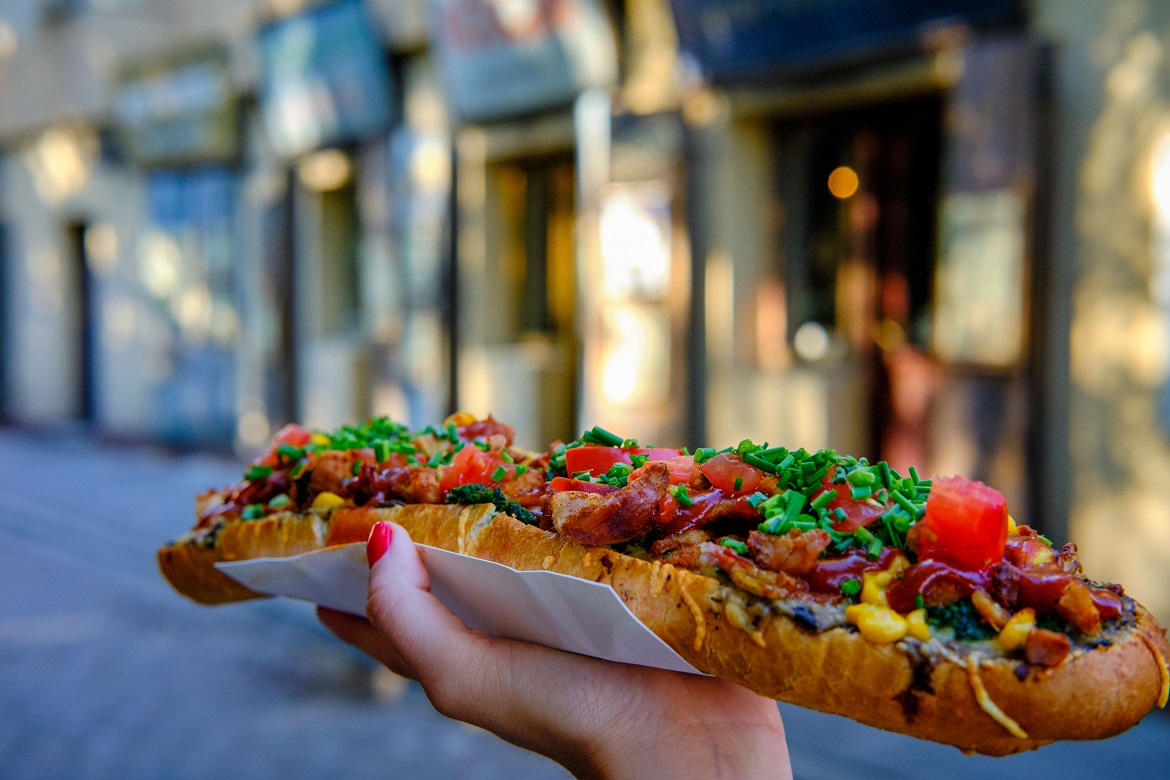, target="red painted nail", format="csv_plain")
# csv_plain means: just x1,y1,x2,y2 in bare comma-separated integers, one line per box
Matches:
368,522,392,566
